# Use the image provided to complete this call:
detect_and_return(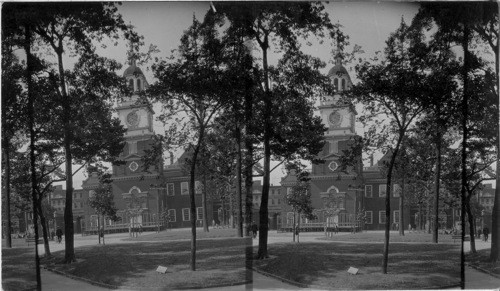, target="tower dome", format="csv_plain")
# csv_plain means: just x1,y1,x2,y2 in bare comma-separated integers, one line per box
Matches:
123,55,148,92
327,49,352,92
123,58,144,77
